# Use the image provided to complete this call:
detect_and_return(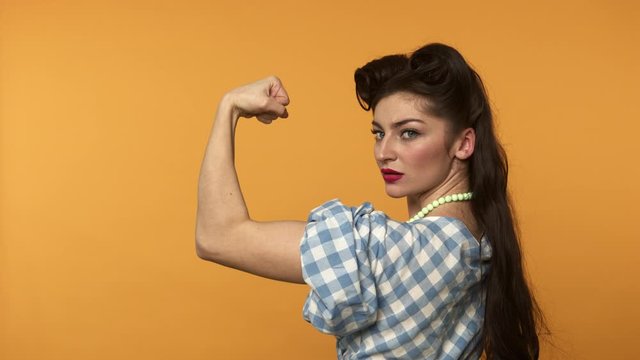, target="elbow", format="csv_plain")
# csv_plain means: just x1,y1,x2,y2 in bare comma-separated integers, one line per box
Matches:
195,236,212,261
195,217,245,262
195,229,222,262
195,216,222,261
